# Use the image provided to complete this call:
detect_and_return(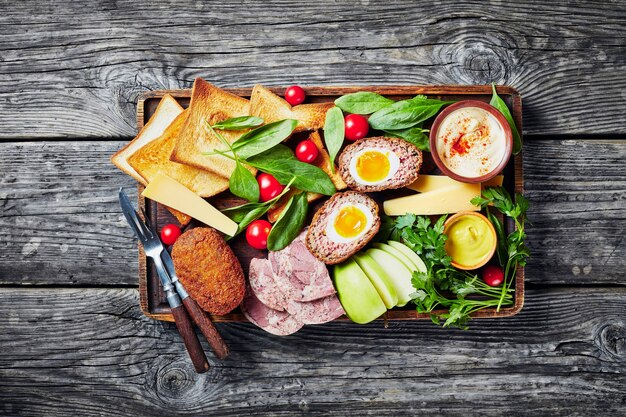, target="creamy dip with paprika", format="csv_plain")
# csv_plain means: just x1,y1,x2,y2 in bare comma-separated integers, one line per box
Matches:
436,107,506,178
